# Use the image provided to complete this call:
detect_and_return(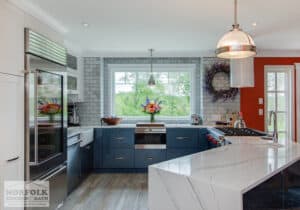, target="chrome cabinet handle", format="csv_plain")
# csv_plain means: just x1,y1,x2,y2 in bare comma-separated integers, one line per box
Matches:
113,137,125,141
115,157,124,160
176,137,189,140
7,156,19,162
147,157,153,160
